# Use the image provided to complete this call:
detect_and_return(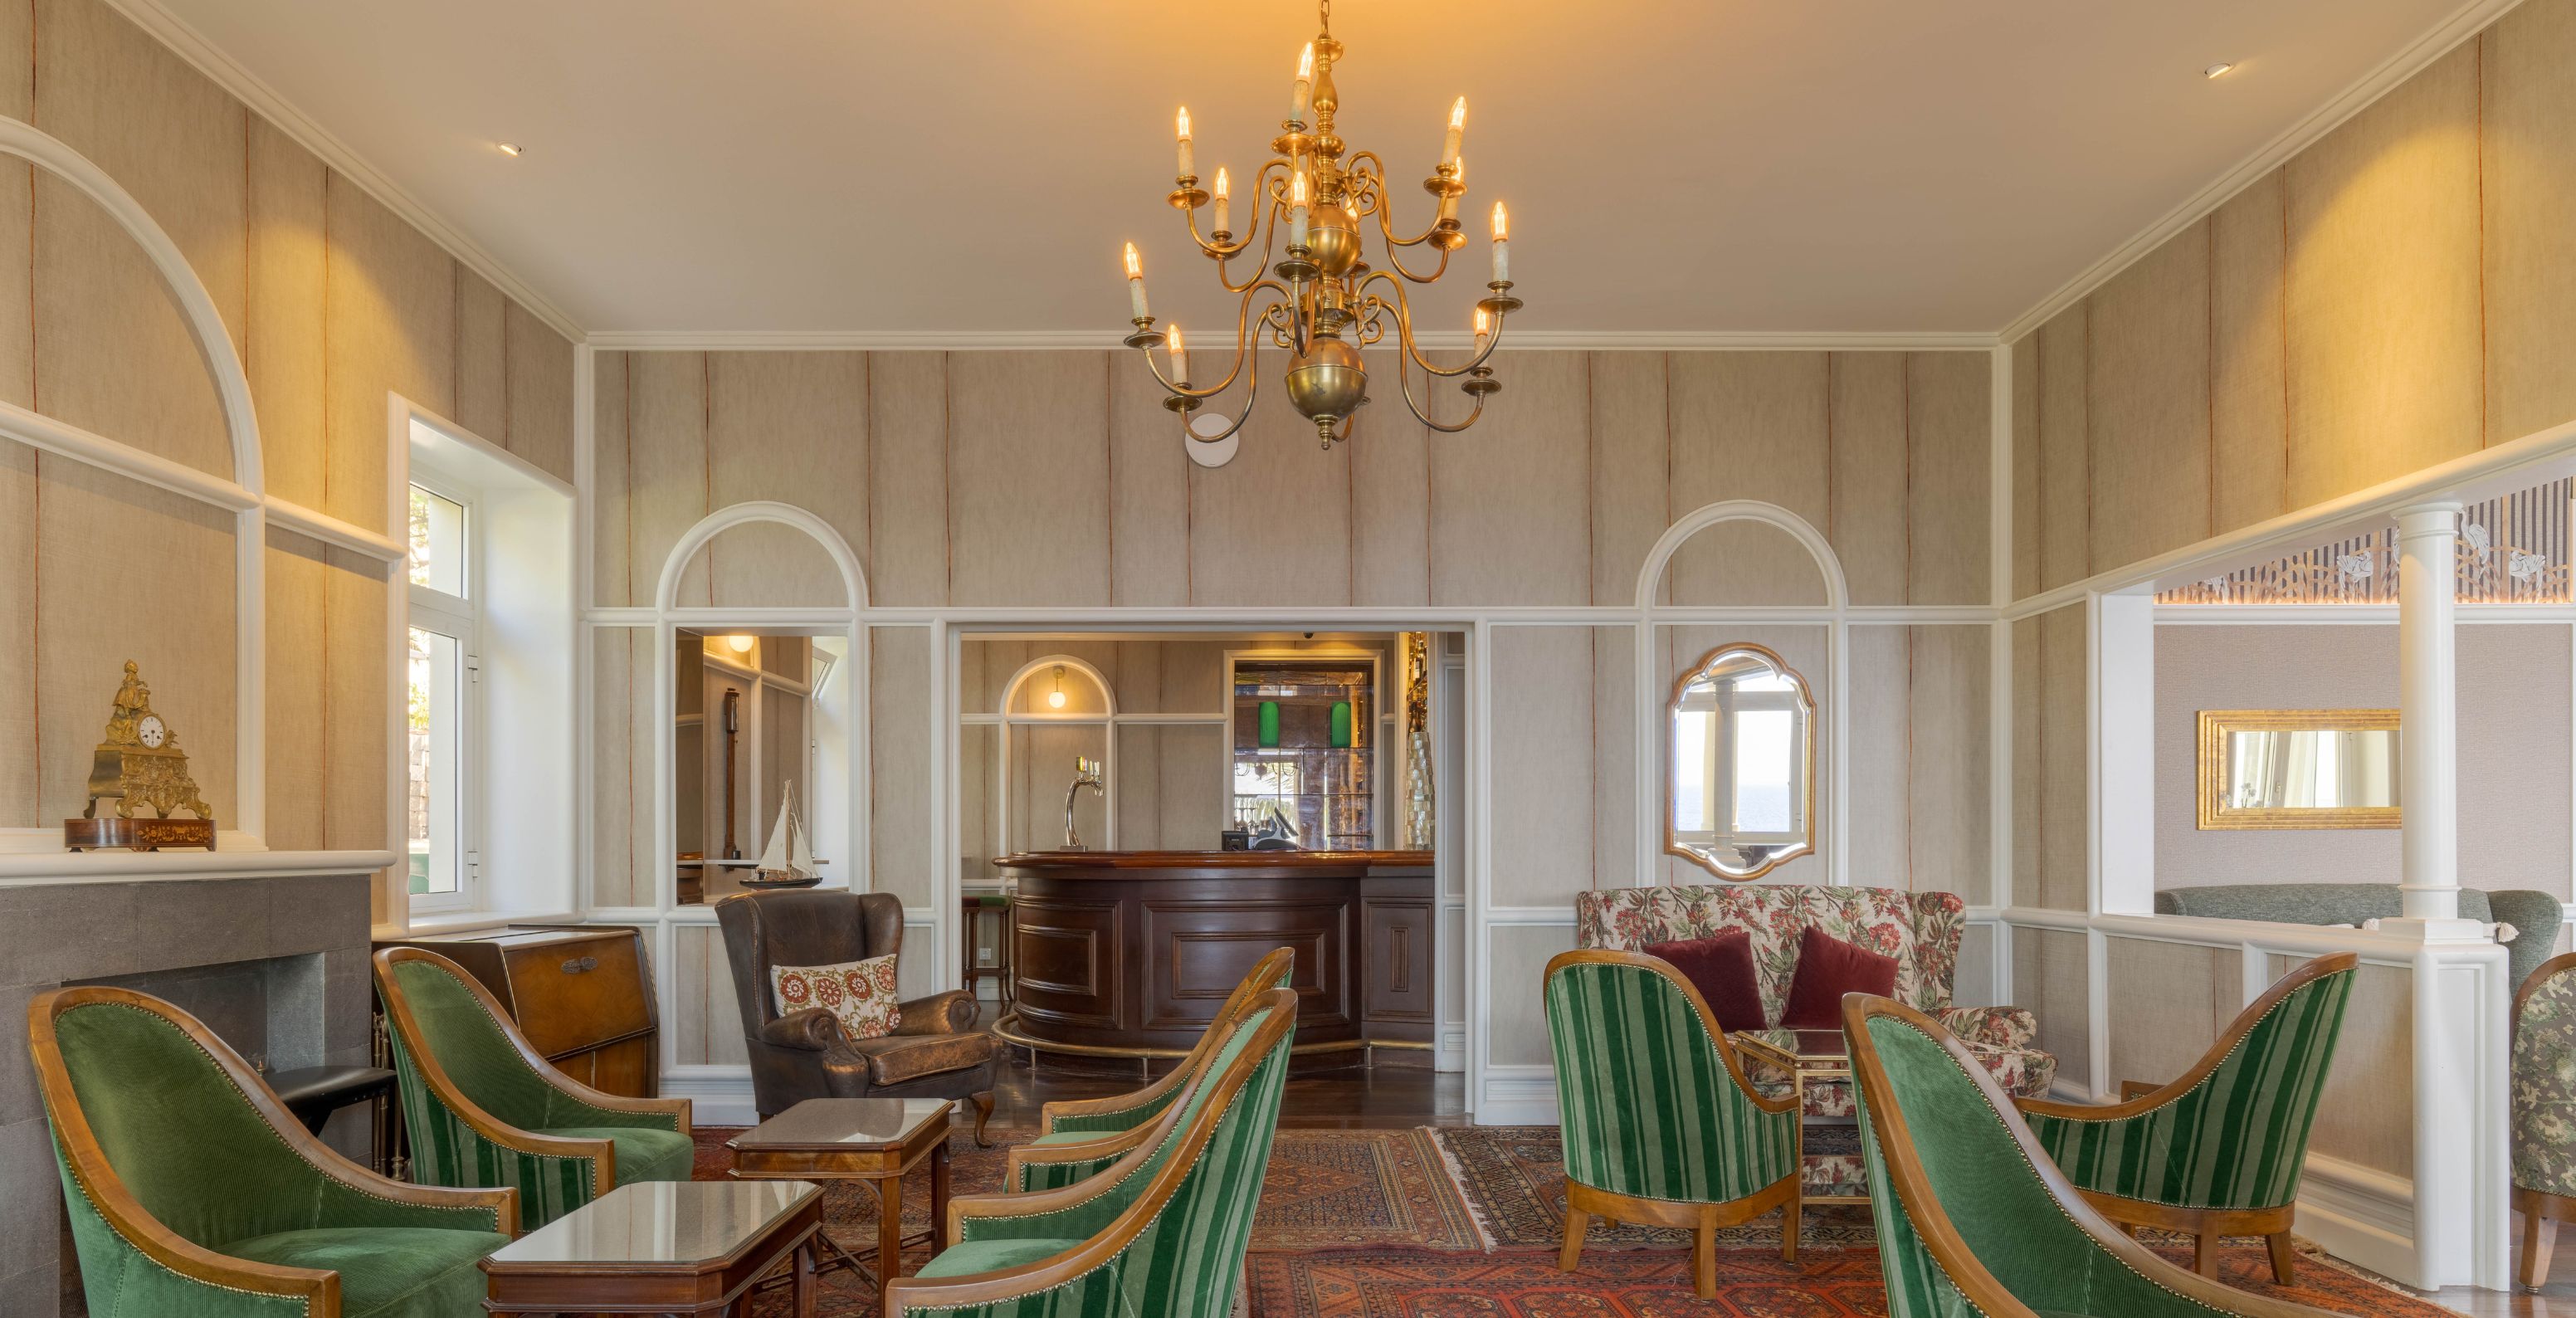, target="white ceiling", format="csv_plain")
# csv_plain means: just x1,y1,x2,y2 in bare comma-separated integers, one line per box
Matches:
144,0,2479,336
